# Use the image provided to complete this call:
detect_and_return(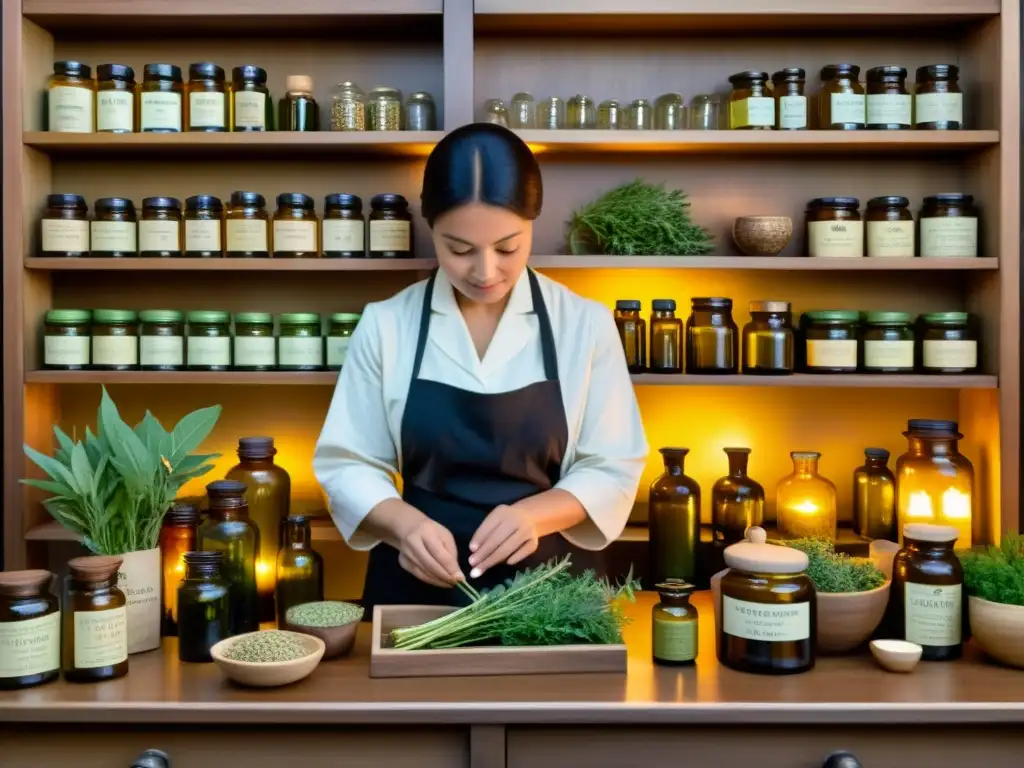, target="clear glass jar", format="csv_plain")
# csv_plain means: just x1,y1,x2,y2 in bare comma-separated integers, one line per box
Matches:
802,309,859,373
322,193,365,258
728,71,774,130
40,193,89,257
160,503,200,638
199,480,261,635
139,63,184,133
49,61,94,133
614,300,646,373
918,312,978,374
369,193,413,258
0,569,60,690
866,65,911,130
176,551,230,663
484,98,510,127
187,62,228,132
278,312,324,371
405,91,436,131
187,310,231,370
273,193,319,258
654,93,686,130
327,312,361,370
776,451,837,541
44,309,91,370
915,64,962,130
919,194,978,258
567,94,597,129
184,194,224,257
628,98,653,130
91,197,137,258
140,196,183,258
685,297,737,374
233,312,276,371
330,82,366,131
91,309,138,370
711,447,764,545
862,311,914,373
231,65,272,132
652,580,698,666
139,309,185,370
540,97,565,129
689,94,721,130
772,68,807,130
275,516,324,627
96,63,136,133
806,197,863,258
865,196,914,258
367,86,402,131
62,556,128,683
510,92,537,129
819,63,865,130
225,191,270,258
742,301,794,375
649,448,700,584
598,99,622,130
649,299,682,373
853,448,896,541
